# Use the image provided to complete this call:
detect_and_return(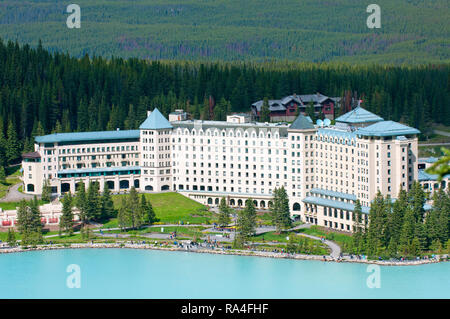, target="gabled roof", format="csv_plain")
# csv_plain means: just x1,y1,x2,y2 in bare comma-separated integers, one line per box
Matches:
35,130,140,144
22,152,41,159
139,108,173,130
289,114,315,130
356,120,420,137
335,106,384,124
